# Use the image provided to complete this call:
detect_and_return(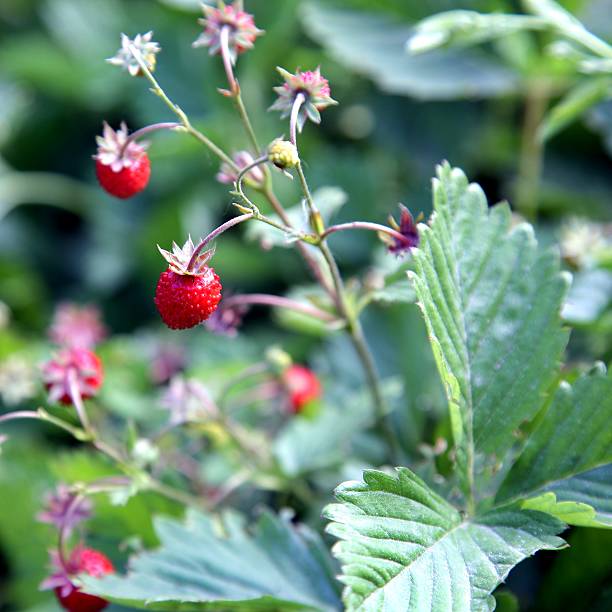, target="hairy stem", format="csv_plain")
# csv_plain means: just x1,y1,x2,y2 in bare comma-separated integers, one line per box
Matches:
322,221,407,243
127,44,237,170
120,122,181,156
516,82,550,220
219,26,238,94
146,478,210,509
262,185,335,295
290,93,306,146
219,26,262,155
223,293,338,323
188,212,254,271
296,159,401,461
